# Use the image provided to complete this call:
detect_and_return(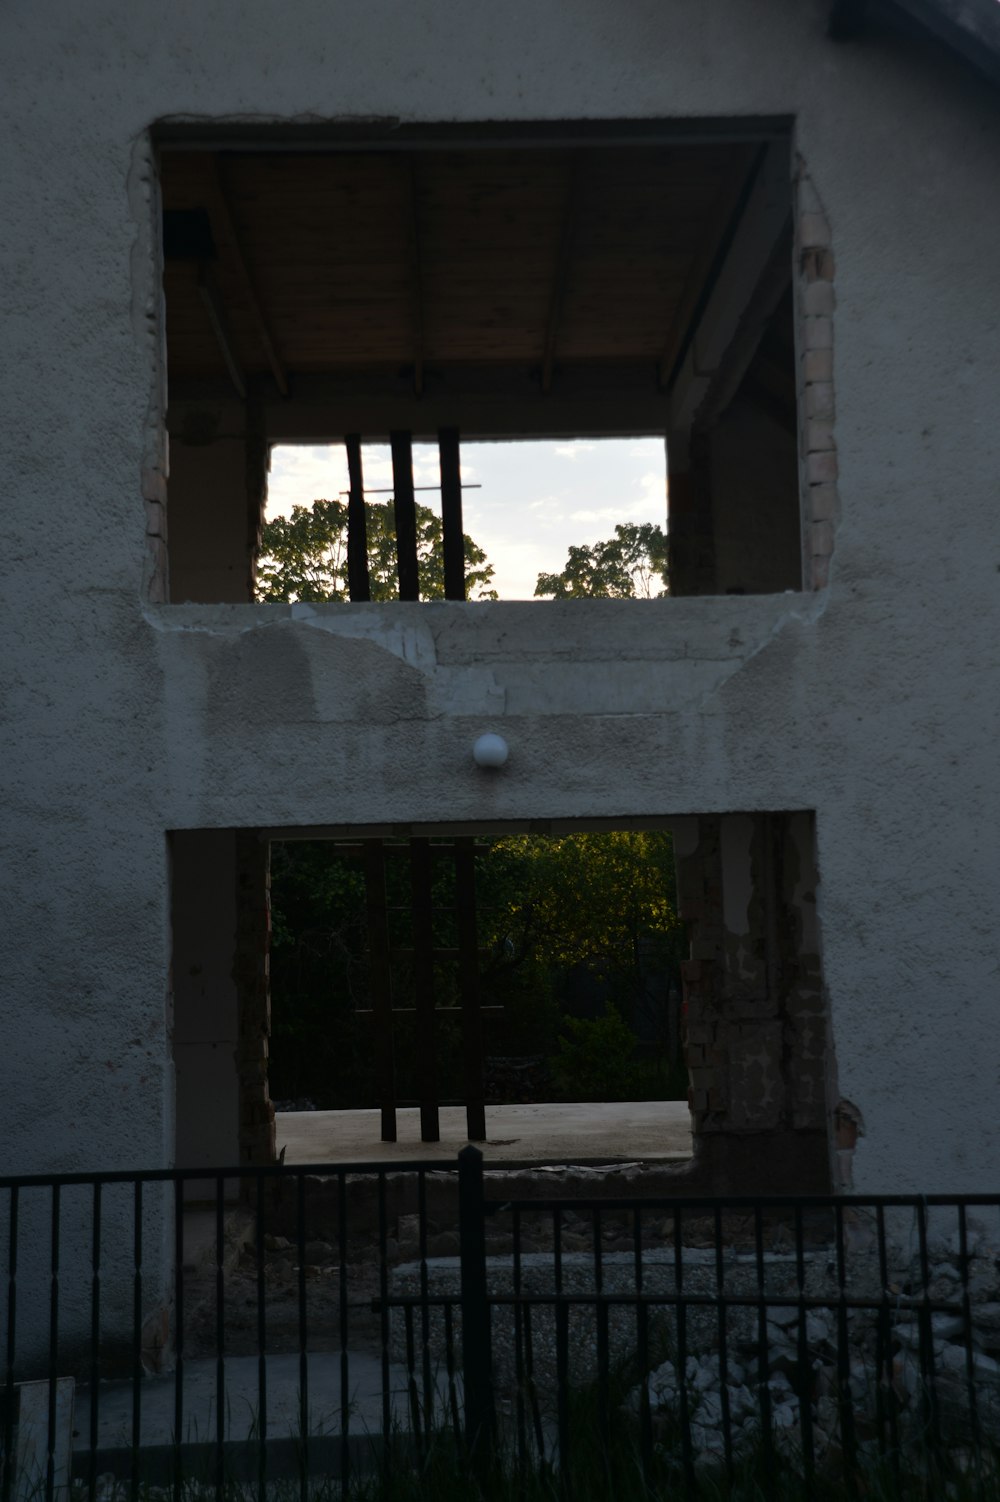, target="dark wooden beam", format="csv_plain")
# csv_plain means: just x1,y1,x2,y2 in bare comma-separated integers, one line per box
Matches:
363,841,397,1143
345,433,371,602
439,427,465,601
196,263,247,400
405,158,425,398
667,142,792,432
390,430,420,601
541,157,583,393
658,146,758,390
206,156,289,397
